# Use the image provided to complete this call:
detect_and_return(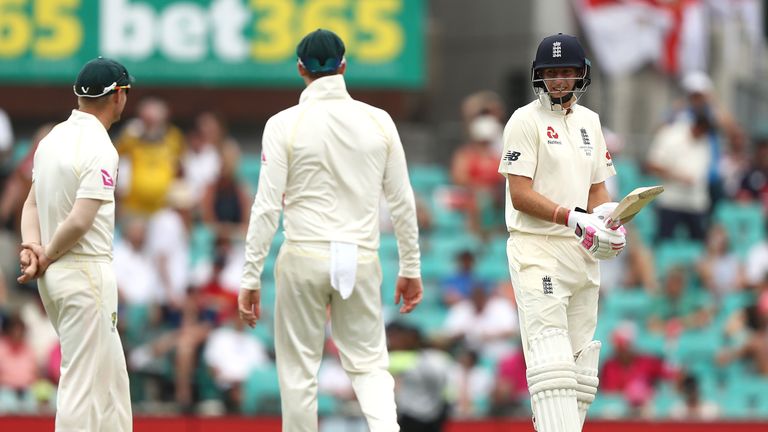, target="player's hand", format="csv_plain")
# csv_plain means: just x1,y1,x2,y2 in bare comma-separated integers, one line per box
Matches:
567,211,626,260
21,242,53,277
592,202,620,227
238,288,261,328
17,248,40,283
395,276,423,314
